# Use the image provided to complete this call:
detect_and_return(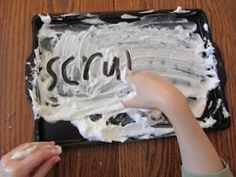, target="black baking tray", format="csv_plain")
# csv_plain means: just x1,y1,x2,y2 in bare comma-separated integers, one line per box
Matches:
25,9,230,147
